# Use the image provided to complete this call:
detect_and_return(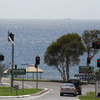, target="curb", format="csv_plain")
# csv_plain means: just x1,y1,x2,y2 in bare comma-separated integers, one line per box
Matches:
0,88,48,98
30,88,48,96
0,95,30,98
